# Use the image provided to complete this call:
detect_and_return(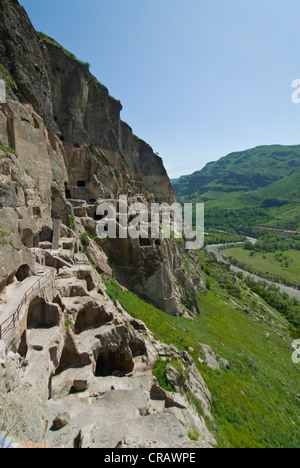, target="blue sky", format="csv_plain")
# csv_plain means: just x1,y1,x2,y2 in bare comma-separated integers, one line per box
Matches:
20,0,300,178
